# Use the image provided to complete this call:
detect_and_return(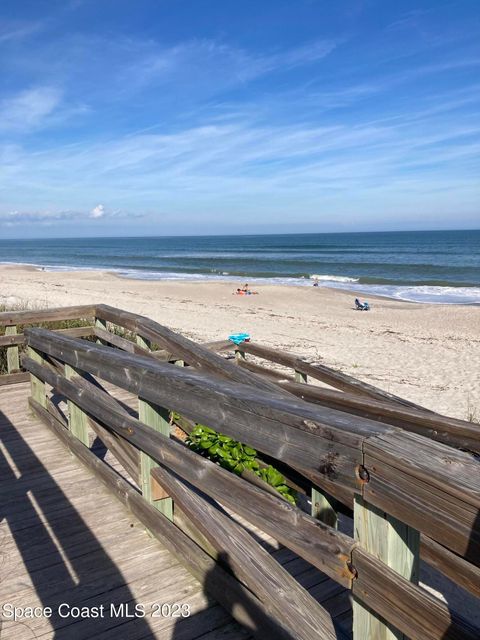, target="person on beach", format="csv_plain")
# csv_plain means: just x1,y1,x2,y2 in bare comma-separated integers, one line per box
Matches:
234,284,259,295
